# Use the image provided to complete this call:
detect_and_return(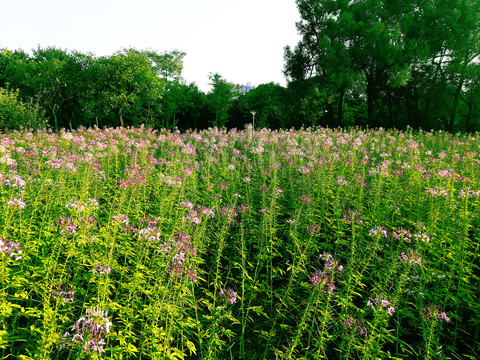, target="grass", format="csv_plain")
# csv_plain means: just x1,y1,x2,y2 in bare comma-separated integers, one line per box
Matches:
0,125,479,359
